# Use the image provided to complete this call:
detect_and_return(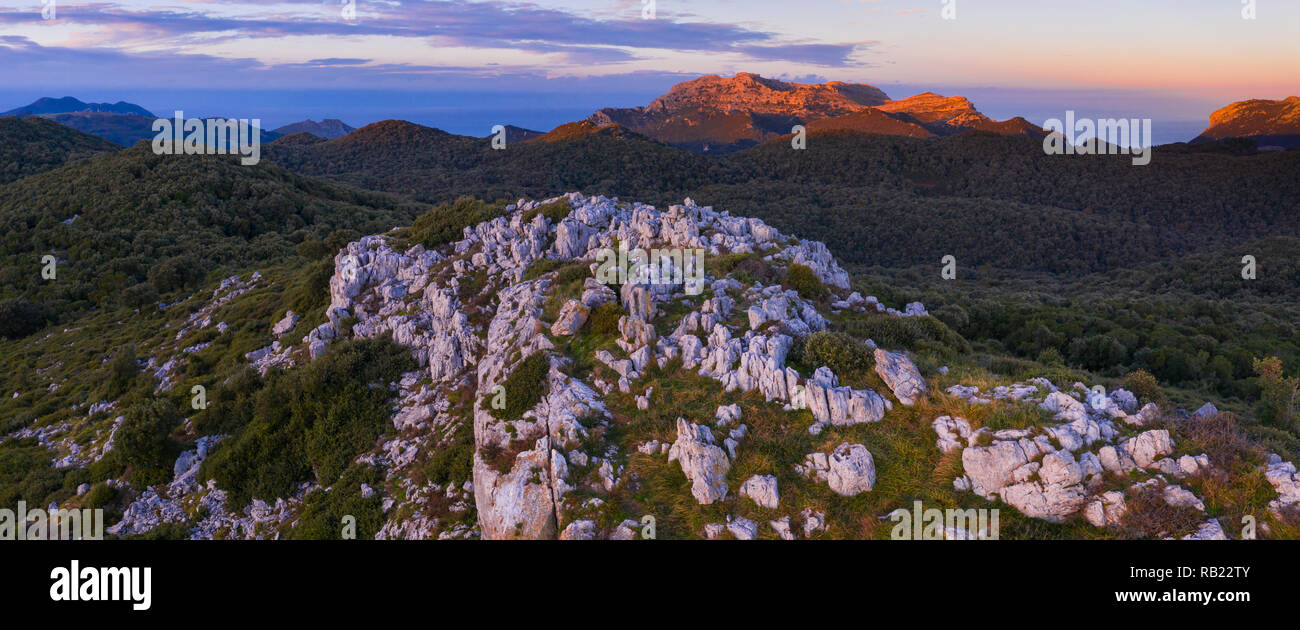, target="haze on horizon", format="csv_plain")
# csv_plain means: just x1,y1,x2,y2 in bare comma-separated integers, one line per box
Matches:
1,0,1296,141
